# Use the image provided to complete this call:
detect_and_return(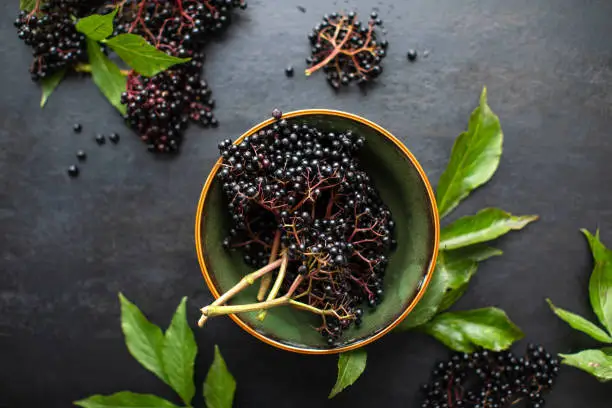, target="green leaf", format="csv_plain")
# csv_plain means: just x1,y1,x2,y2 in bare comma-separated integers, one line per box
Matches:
162,297,197,406
20,0,41,12
74,391,180,408
104,34,190,77
440,208,538,250
444,245,503,263
76,9,118,41
203,345,236,408
40,69,66,108
119,293,167,384
582,229,612,334
87,38,127,115
436,87,503,219
560,349,612,382
546,299,612,343
329,349,367,399
397,245,501,331
397,260,451,330
437,252,478,311
421,308,524,352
